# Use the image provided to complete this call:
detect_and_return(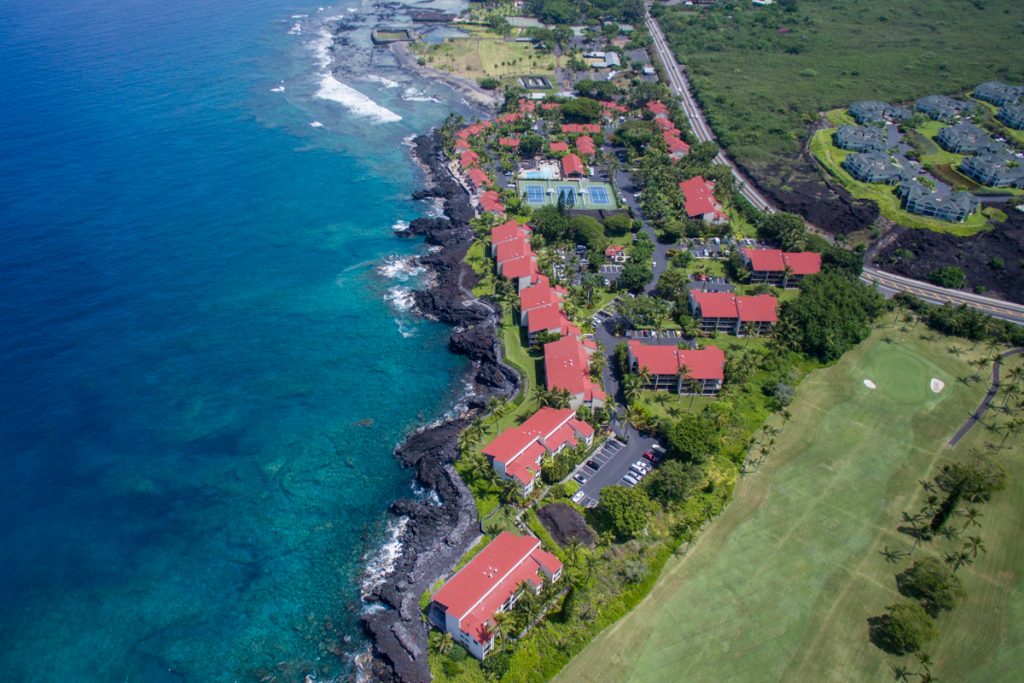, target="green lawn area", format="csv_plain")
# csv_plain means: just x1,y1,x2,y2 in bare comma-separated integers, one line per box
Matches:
466,240,497,298
809,128,990,236
412,28,555,83
969,97,1024,147
656,0,1024,171
554,326,1024,682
